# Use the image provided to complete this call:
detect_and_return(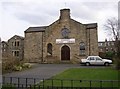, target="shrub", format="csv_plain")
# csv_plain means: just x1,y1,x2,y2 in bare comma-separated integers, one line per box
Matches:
13,65,22,71
105,51,115,60
22,63,32,68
